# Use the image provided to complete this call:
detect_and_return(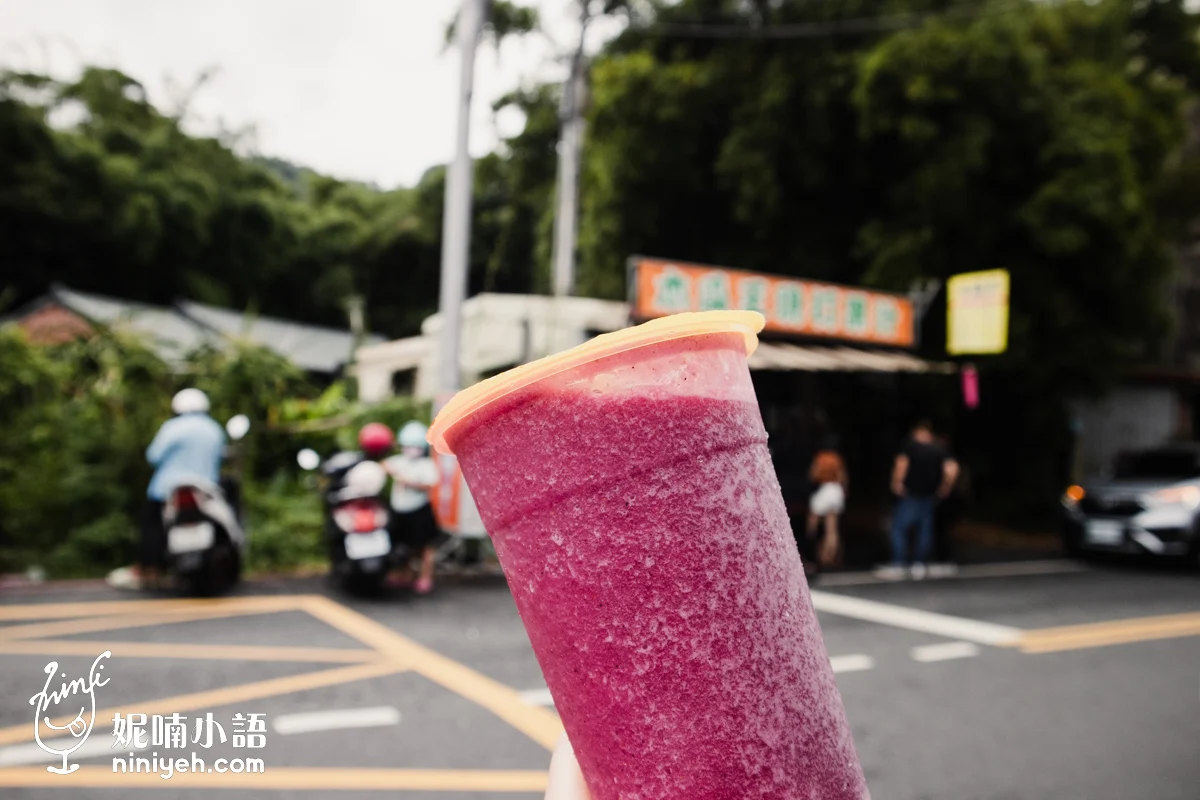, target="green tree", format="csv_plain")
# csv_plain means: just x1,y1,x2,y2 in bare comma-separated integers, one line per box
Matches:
577,0,1200,517
854,0,1194,392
